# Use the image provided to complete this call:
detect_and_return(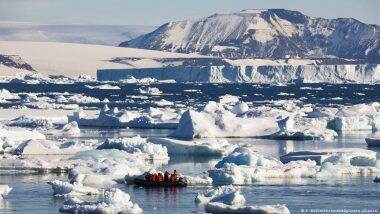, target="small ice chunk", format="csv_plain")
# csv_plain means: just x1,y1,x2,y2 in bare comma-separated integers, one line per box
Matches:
59,188,142,213
47,180,100,197
0,89,19,100
231,101,249,115
138,87,162,95
0,185,12,199
195,185,245,205
205,202,290,214
61,121,81,137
